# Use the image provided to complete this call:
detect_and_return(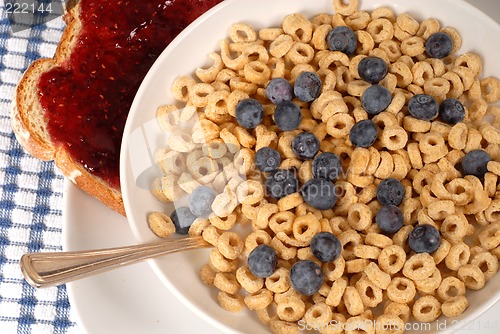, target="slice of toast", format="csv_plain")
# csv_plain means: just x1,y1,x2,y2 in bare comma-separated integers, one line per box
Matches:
12,0,221,216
